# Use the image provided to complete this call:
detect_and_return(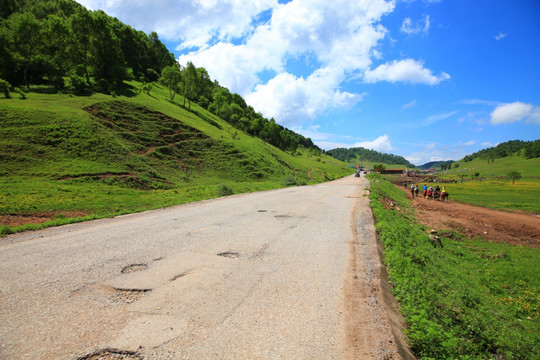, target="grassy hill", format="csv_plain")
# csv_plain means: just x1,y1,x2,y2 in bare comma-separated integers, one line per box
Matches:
443,154,540,179
0,82,352,234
